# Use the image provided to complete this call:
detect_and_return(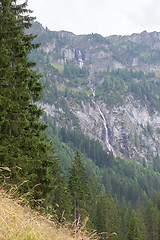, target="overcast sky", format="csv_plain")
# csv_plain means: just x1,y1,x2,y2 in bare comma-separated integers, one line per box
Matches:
25,0,160,37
